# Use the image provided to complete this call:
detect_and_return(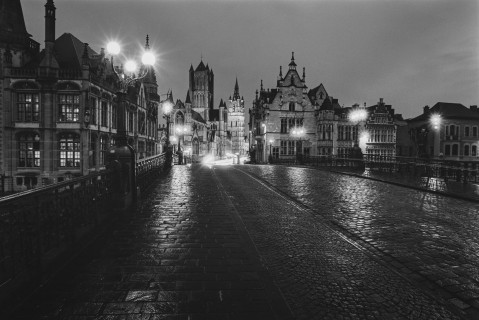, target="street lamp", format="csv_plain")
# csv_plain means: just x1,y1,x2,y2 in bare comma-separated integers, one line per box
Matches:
291,127,305,163
430,113,442,158
348,108,368,158
106,36,155,204
107,37,156,147
269,139,274,163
